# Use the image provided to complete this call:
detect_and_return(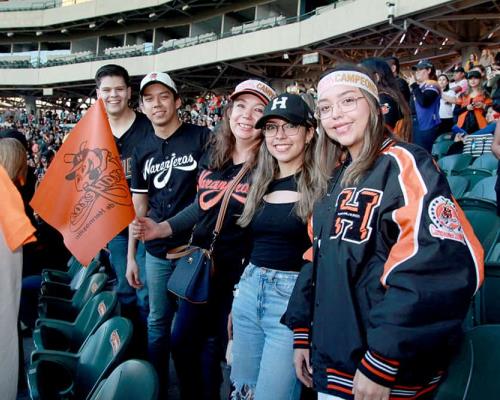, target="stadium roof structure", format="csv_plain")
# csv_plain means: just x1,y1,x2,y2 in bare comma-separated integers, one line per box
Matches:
0,0,499,108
